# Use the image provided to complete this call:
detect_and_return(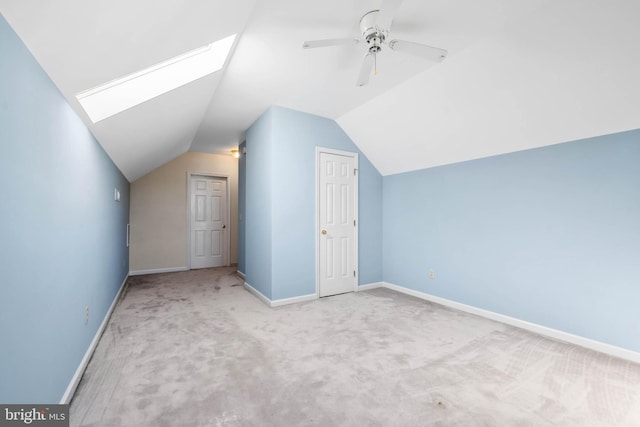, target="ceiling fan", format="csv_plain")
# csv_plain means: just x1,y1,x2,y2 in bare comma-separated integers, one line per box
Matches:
302,0,447,86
